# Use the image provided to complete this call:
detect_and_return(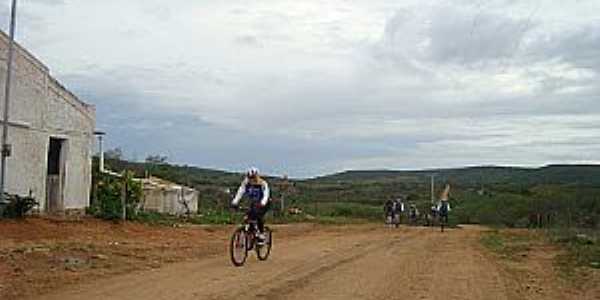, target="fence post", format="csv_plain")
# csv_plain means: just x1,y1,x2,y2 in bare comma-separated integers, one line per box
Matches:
92,175,98,207
121,177,127,221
